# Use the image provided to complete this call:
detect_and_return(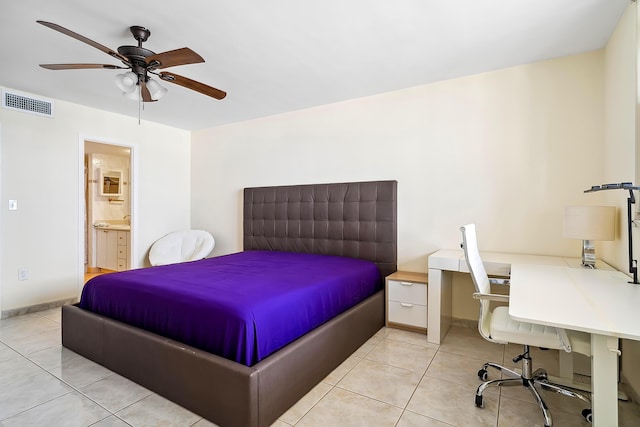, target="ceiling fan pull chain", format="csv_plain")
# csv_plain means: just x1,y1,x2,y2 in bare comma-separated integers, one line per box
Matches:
138,85,141,125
